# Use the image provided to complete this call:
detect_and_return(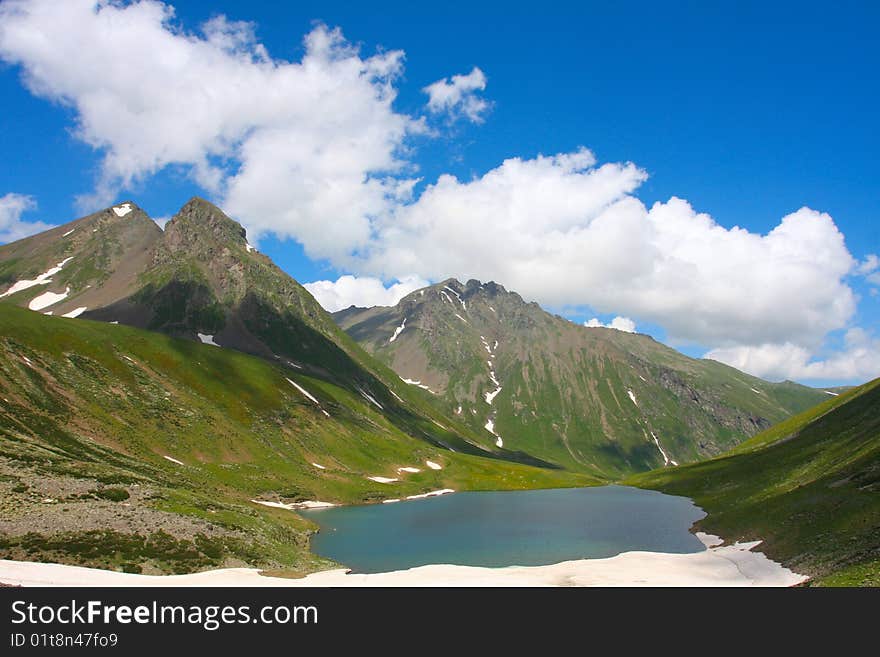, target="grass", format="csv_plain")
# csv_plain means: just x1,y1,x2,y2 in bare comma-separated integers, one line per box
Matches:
339,280,829,478
626,377,880,586
0,305,594,574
